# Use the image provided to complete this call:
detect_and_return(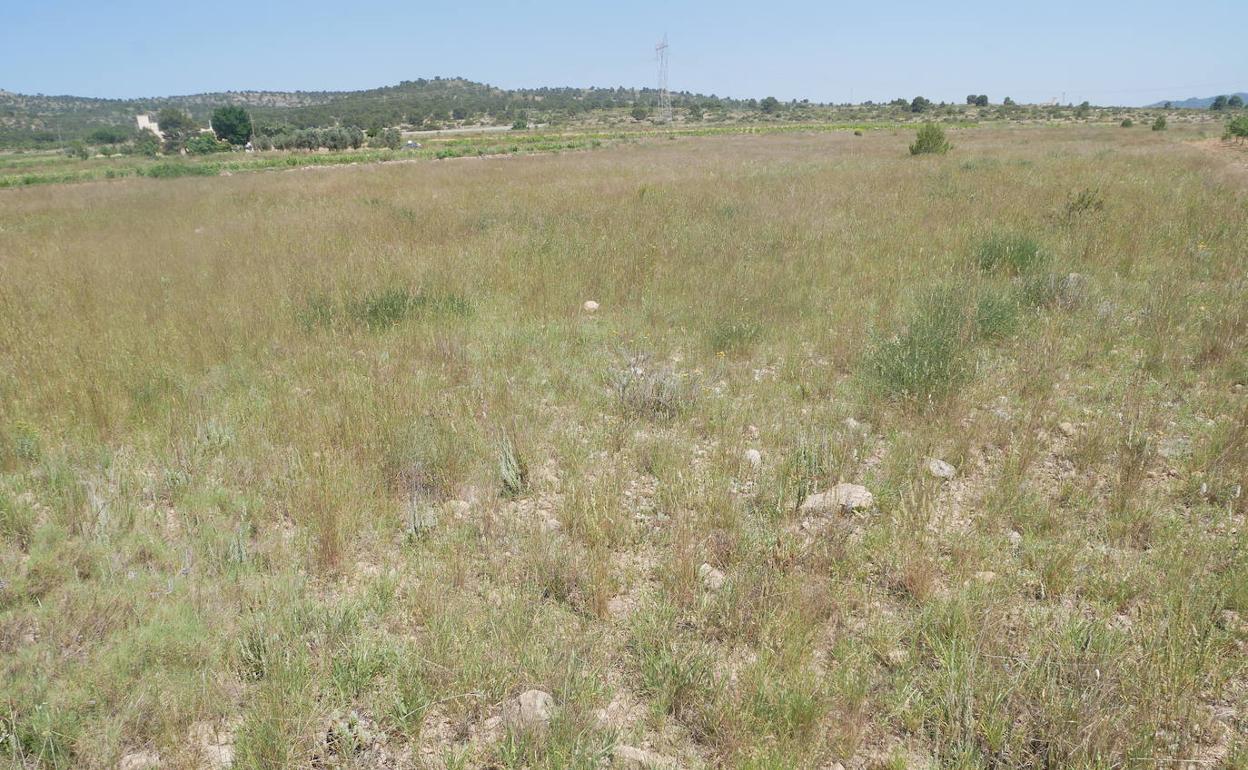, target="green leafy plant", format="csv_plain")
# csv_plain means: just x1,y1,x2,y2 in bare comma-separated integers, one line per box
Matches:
909,123,951,155
974,232,1046,274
